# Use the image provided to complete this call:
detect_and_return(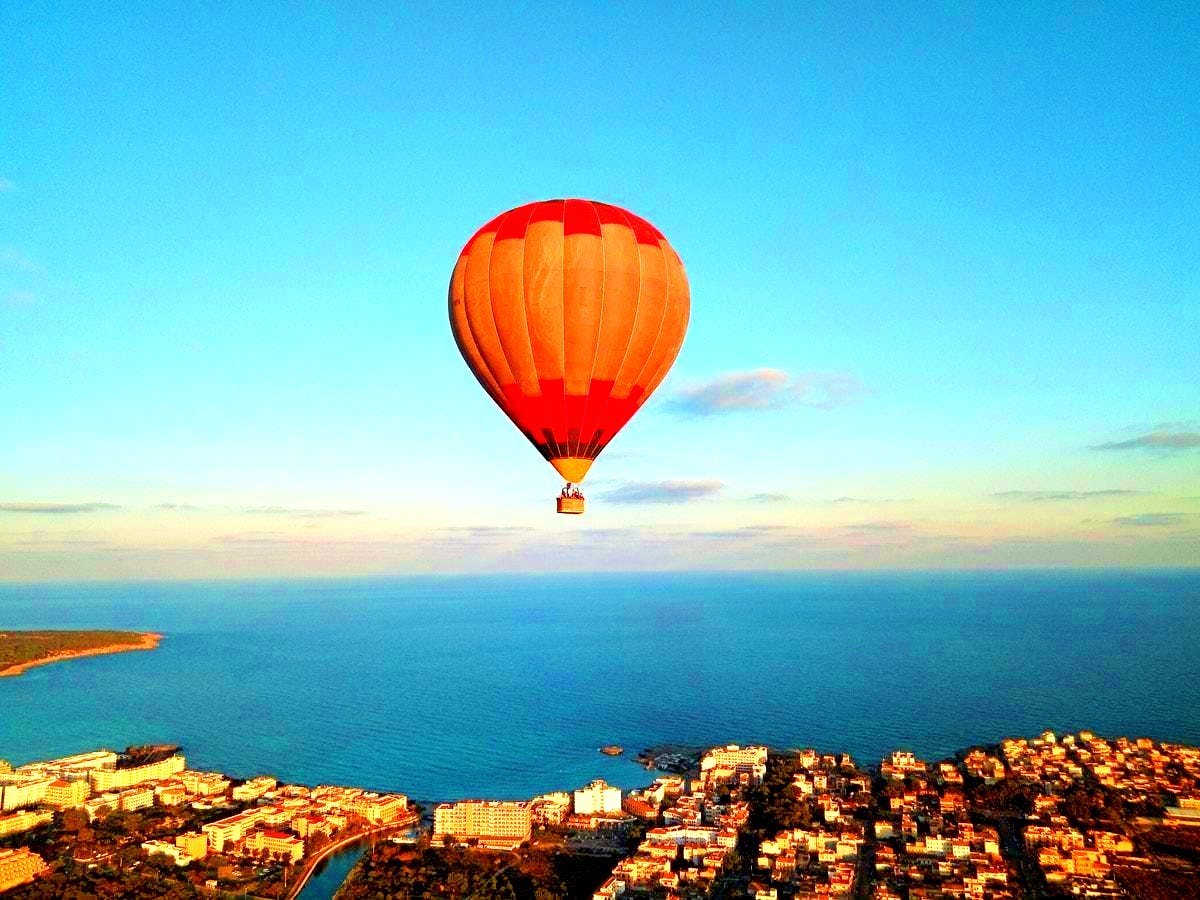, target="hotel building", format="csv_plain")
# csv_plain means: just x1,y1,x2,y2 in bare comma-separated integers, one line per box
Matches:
115,786,155,812
700,745,768,788
89,755,186,792
346,792,409,824
16,750,118,778
231,776,277,802
433,800,532,850
0,775,53,812
0,848,48,892
44,778,91,809
0,810,54,837
574,780,623,816
246,829,305,864
202,808,269,851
